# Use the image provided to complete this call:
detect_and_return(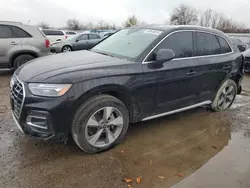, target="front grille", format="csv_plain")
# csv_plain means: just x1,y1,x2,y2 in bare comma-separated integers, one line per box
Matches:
245,57,250,62
10,76,24,118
